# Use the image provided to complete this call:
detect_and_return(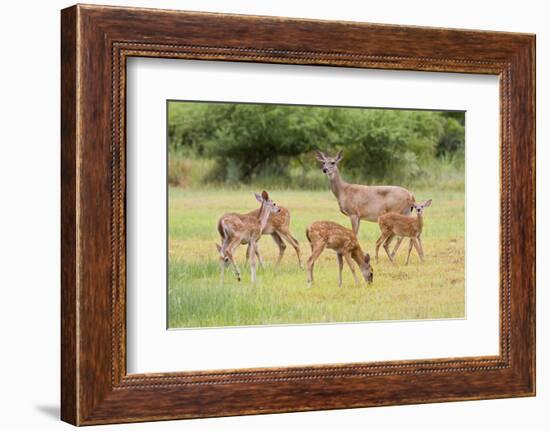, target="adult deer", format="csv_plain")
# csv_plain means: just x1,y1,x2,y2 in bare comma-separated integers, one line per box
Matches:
245,206,302,268
216,191,280,284
375,199,432,265
315,150,416,236
305,221,374,288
